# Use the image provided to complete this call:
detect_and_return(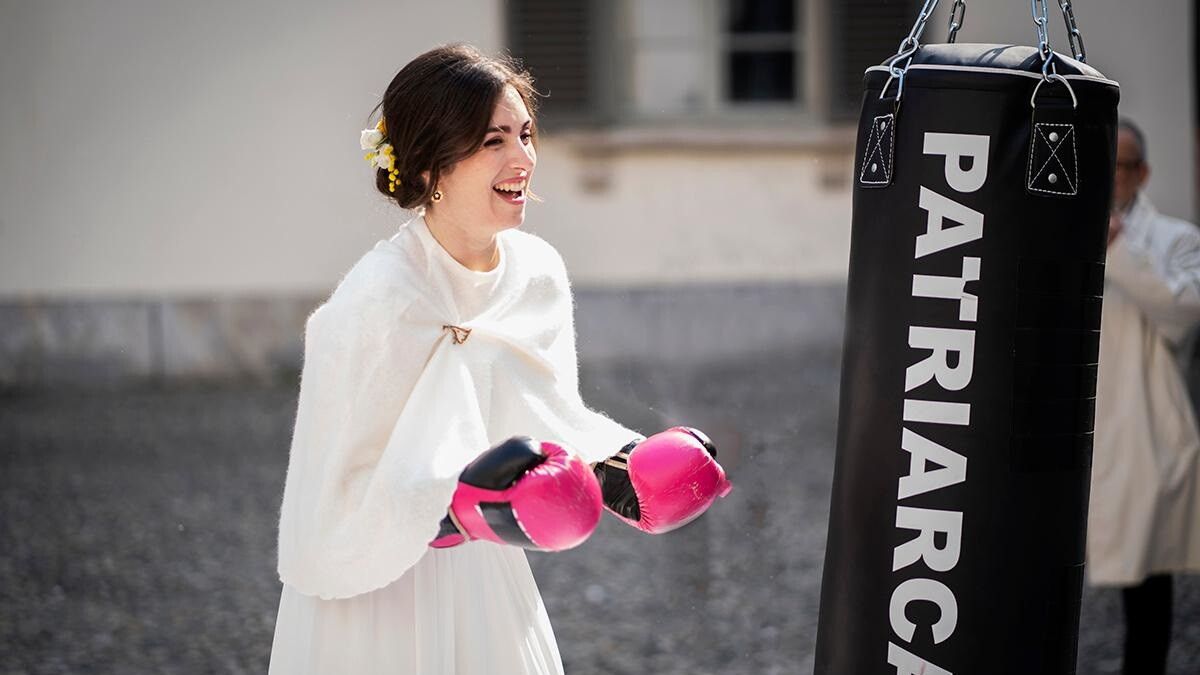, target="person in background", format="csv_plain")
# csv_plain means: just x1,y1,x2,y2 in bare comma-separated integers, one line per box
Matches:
1089,117,1200,675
